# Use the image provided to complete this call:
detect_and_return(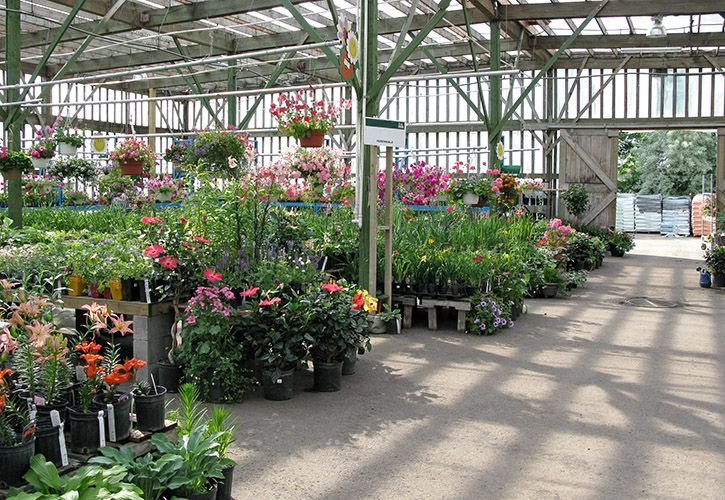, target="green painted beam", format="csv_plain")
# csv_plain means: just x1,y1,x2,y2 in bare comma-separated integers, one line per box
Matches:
368,0,451,100
488,20,502,169
4,0,22,228
489,0,610,141
325,0,339,32
461,2,489,127
227,61,237,127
